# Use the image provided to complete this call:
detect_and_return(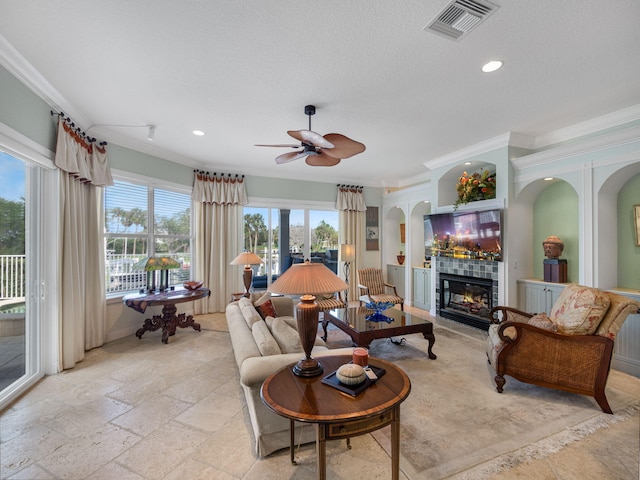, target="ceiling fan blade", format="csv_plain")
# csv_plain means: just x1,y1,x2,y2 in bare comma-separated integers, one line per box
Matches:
255,144,302,148
275,151,308,164
305,151,341,167
321,133,366,159
288,130,334,149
